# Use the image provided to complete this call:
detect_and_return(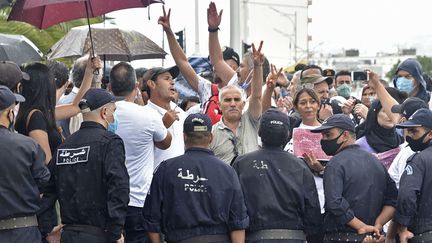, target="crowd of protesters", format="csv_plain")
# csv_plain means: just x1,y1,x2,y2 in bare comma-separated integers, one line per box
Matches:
1,1,432,243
